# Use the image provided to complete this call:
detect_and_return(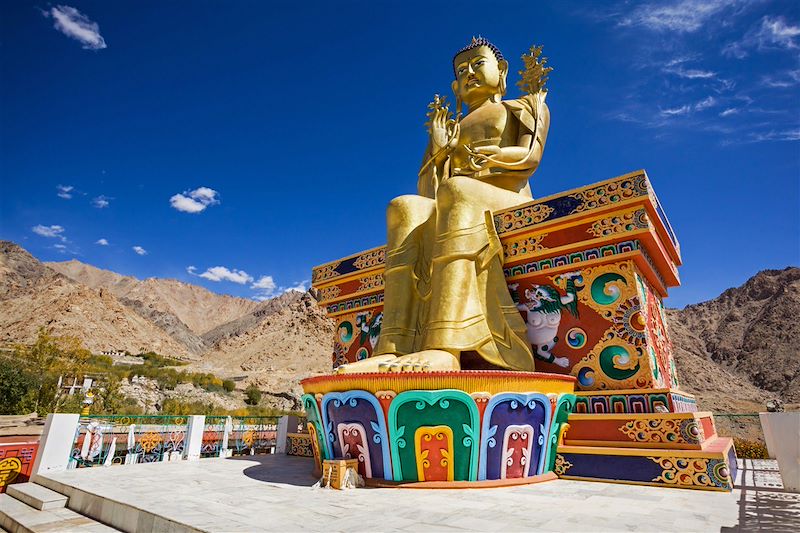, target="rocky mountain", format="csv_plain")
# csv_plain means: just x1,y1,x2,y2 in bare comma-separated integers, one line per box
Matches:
667,267,800,405
4,240,797,416
1,241,334,411
190,291,334,409
47,259,259,335
0,241,190,356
